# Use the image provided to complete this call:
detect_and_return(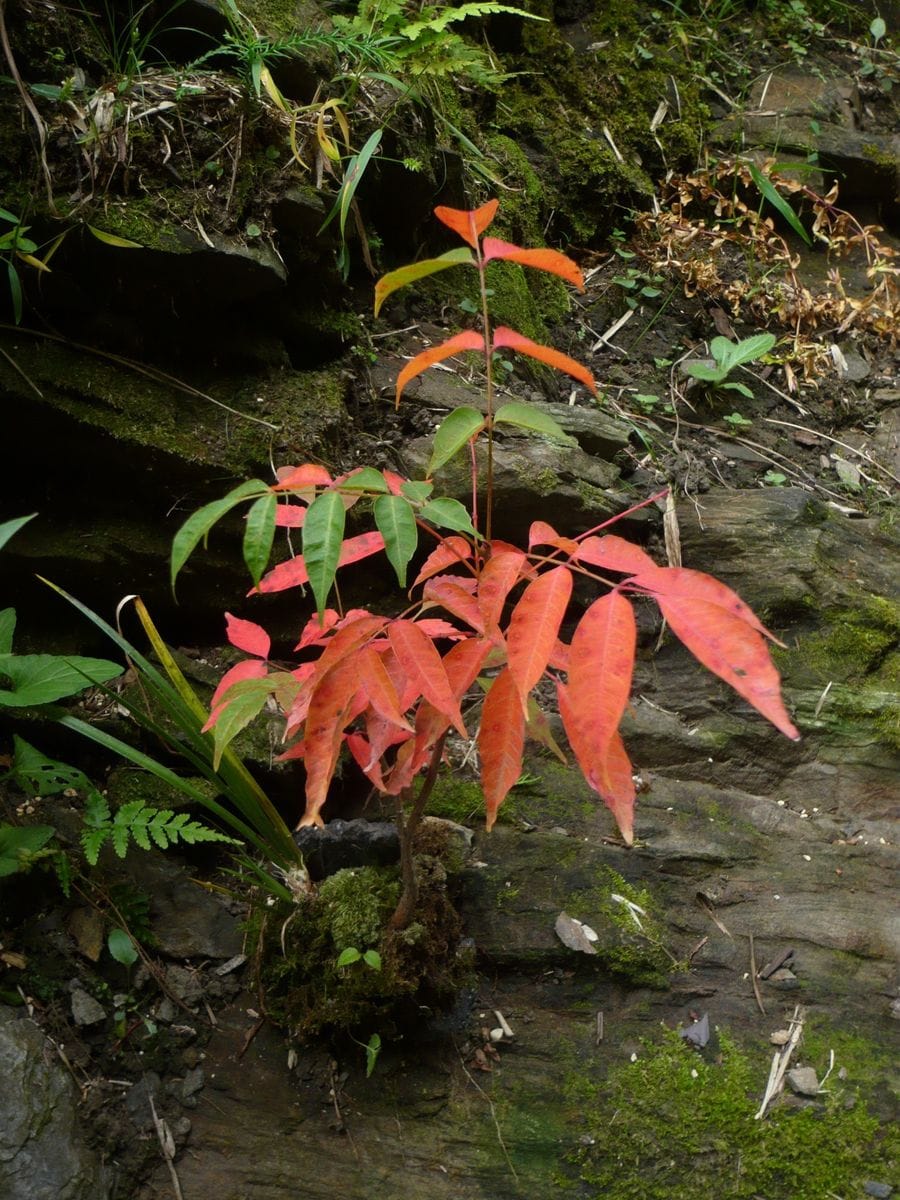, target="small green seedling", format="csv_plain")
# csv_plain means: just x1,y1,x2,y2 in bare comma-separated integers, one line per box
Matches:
684,333,777,399
762,470,787,486
723,411,753,430
336,946,382,971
